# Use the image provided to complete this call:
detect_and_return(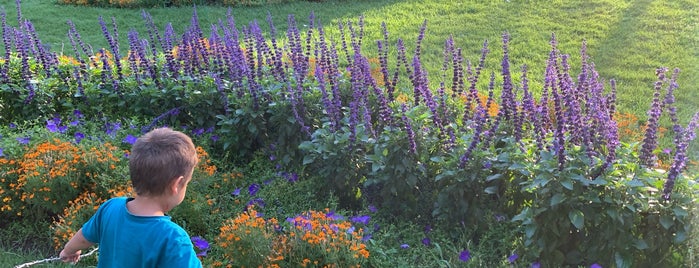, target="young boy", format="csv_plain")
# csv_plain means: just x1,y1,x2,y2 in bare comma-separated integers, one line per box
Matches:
60,127,203,267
